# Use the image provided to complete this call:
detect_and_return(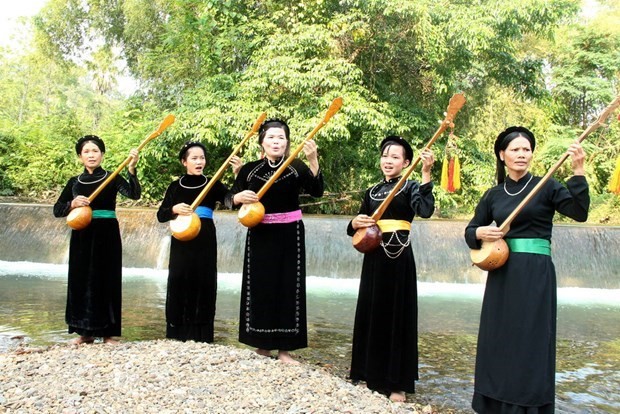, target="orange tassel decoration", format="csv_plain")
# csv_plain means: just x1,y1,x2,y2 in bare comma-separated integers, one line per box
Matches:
440,133,461,193
609,155,620,195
